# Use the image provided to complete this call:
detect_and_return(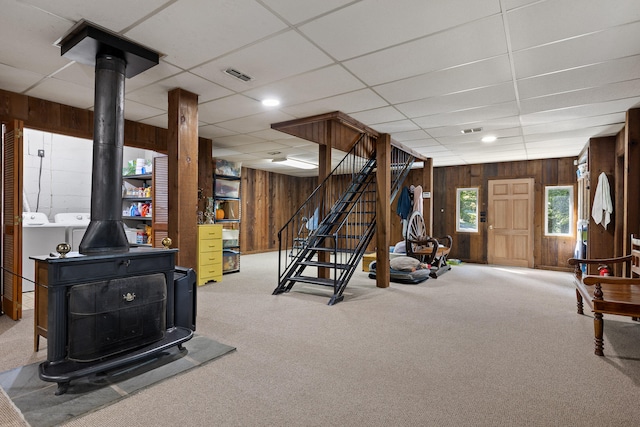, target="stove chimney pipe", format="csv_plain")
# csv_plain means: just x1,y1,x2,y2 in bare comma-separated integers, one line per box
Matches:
59,21,160,255
79,53,129,254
